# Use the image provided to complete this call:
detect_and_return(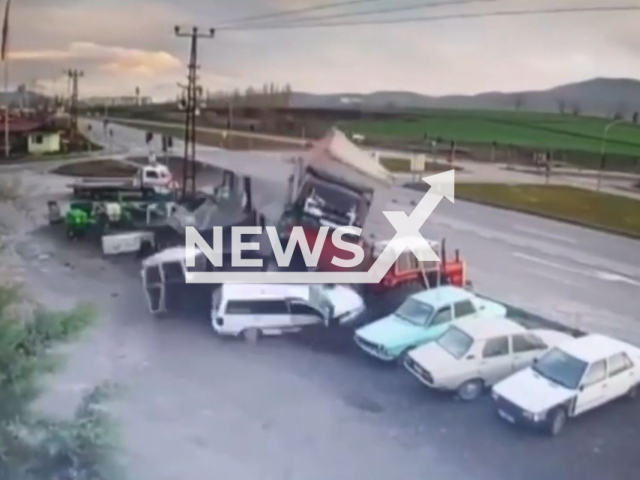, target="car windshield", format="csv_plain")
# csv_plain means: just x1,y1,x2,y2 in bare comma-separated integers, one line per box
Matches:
532,347,588,390
395,298,434,325
437,327,473,359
